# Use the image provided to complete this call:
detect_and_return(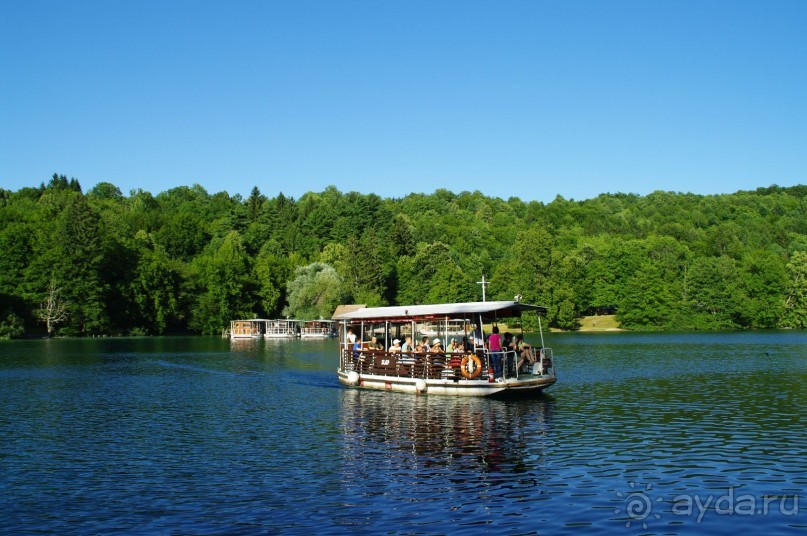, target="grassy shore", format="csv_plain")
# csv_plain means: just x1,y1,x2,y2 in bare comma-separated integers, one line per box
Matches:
576,314,622,332
481,315,622,334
